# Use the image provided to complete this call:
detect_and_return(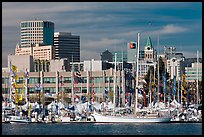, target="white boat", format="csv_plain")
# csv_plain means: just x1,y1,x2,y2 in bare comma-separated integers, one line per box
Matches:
91,112,171,123
8,116,31,124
